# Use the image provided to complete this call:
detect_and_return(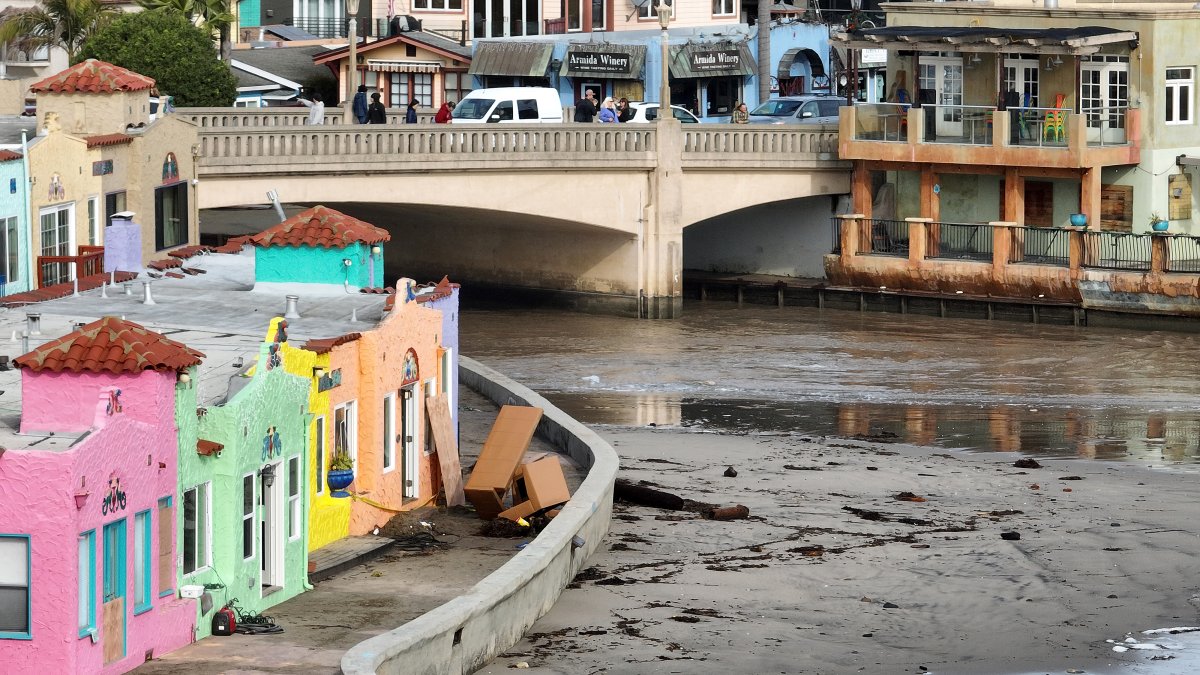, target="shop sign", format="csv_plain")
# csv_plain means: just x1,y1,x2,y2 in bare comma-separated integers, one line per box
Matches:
567,51,634,75
690,50,741,72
